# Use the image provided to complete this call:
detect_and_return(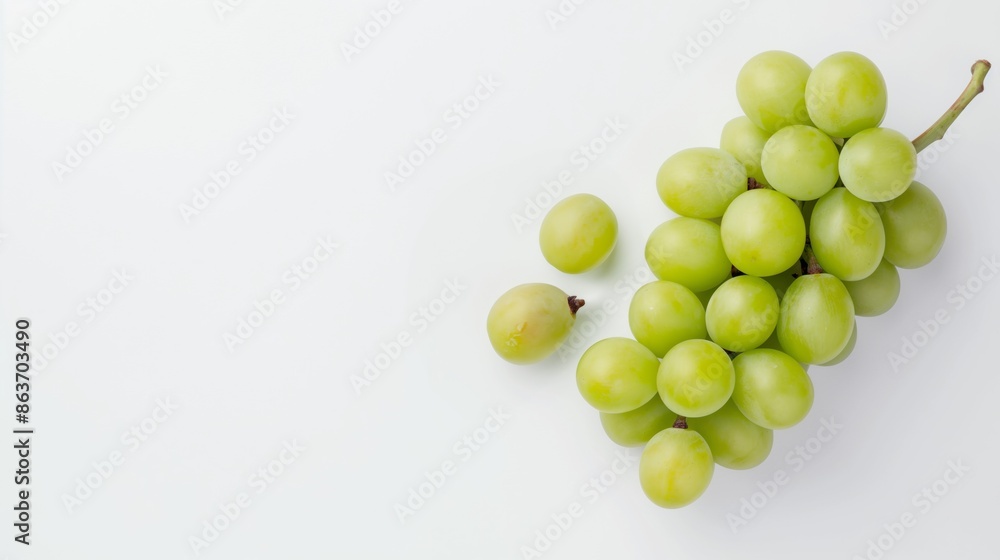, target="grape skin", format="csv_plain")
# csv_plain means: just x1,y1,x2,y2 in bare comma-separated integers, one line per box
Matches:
810,187,886,281
645,217,732,293
732,349,814,430
805,52,887,138
736,51,813,133
639,428,714,509
628,281,707,357
720,116,772,187
878,181,947,268
761,125,840,201
706,276,779,352
687,399,773,470
577,337,660,413
487,284,579,364
777,274,855,365
656,148,747,219
657,339,734,418
721,189,806,277
839,128,917,203
600,396,677,447
843,259,900,316
539,194,618,273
